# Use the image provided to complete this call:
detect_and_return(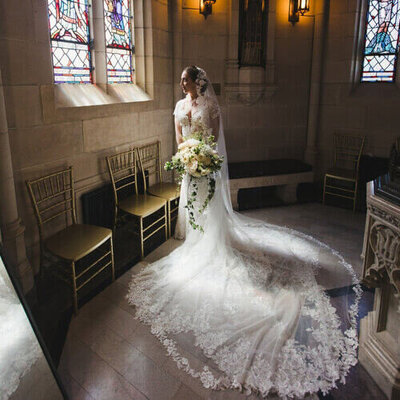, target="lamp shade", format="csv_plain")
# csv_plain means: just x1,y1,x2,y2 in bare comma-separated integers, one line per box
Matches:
289,0,310,24
298,0,310,15
200,0,216,18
